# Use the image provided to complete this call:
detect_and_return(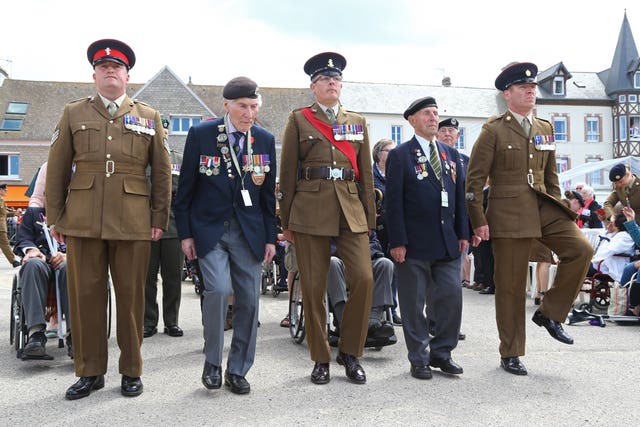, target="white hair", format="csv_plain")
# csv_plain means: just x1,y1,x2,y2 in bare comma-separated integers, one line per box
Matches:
580,184,595,198
224,93,263,108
